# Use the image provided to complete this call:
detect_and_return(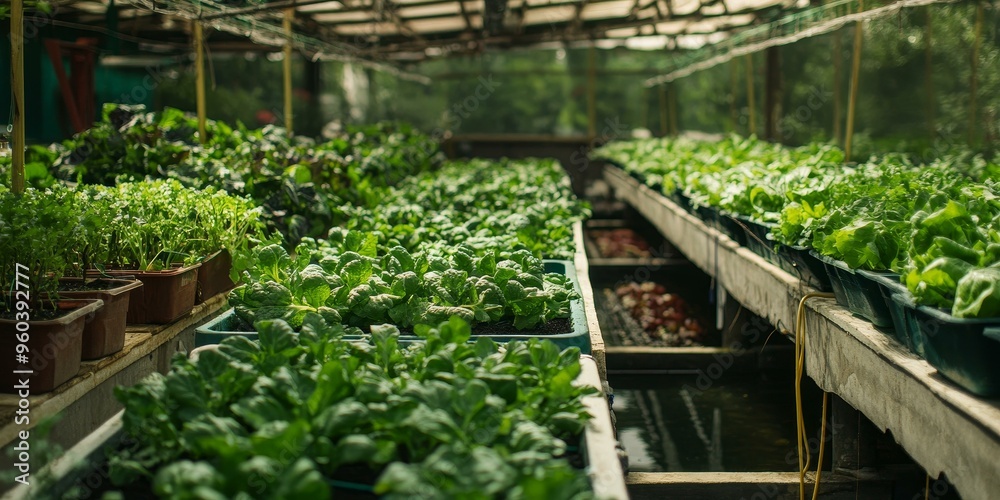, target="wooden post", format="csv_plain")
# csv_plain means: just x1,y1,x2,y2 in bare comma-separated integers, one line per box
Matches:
968,2,983,145
641,86,649,131
764,46,782,142
10,0,25,195
193,22,207,144
745,54,756,136
668,82,679,136
844,19,864,161
283,8,294,135
729,60,738,132
833,29,843,145
659,84,668,137
587,45,597,138
924,9,934,138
